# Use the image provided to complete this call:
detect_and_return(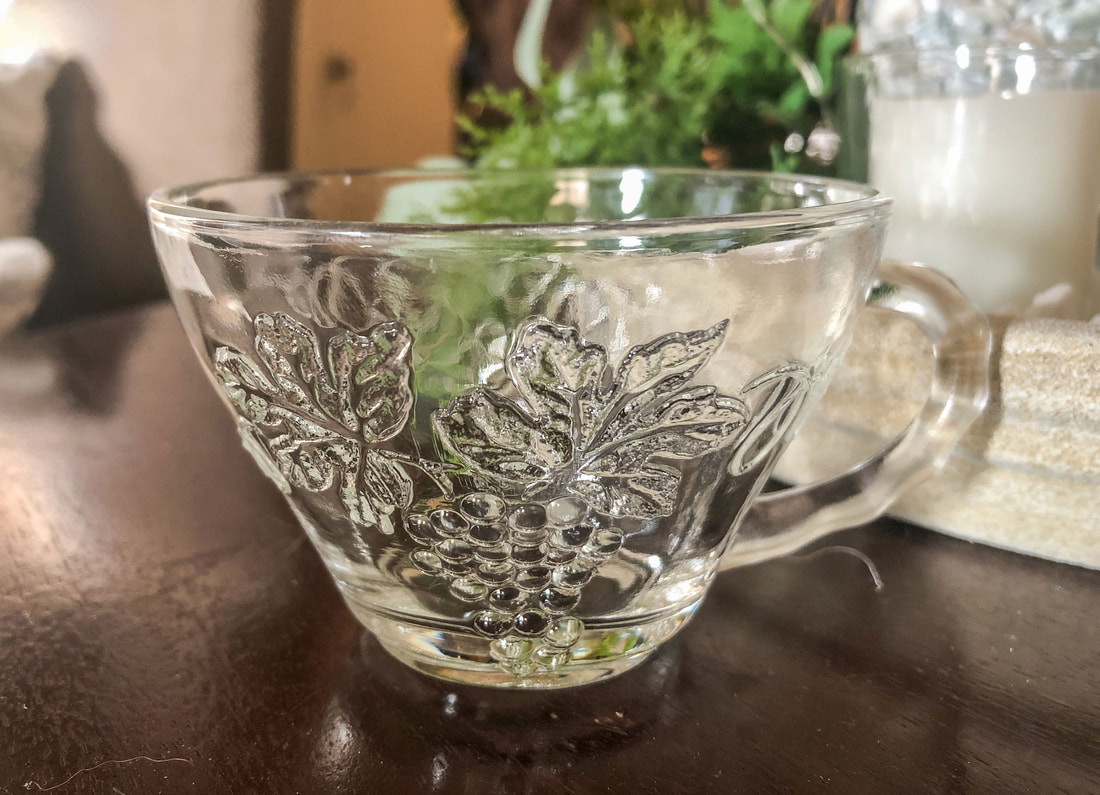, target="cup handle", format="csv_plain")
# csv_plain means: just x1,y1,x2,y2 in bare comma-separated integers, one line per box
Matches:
719,260,992,570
